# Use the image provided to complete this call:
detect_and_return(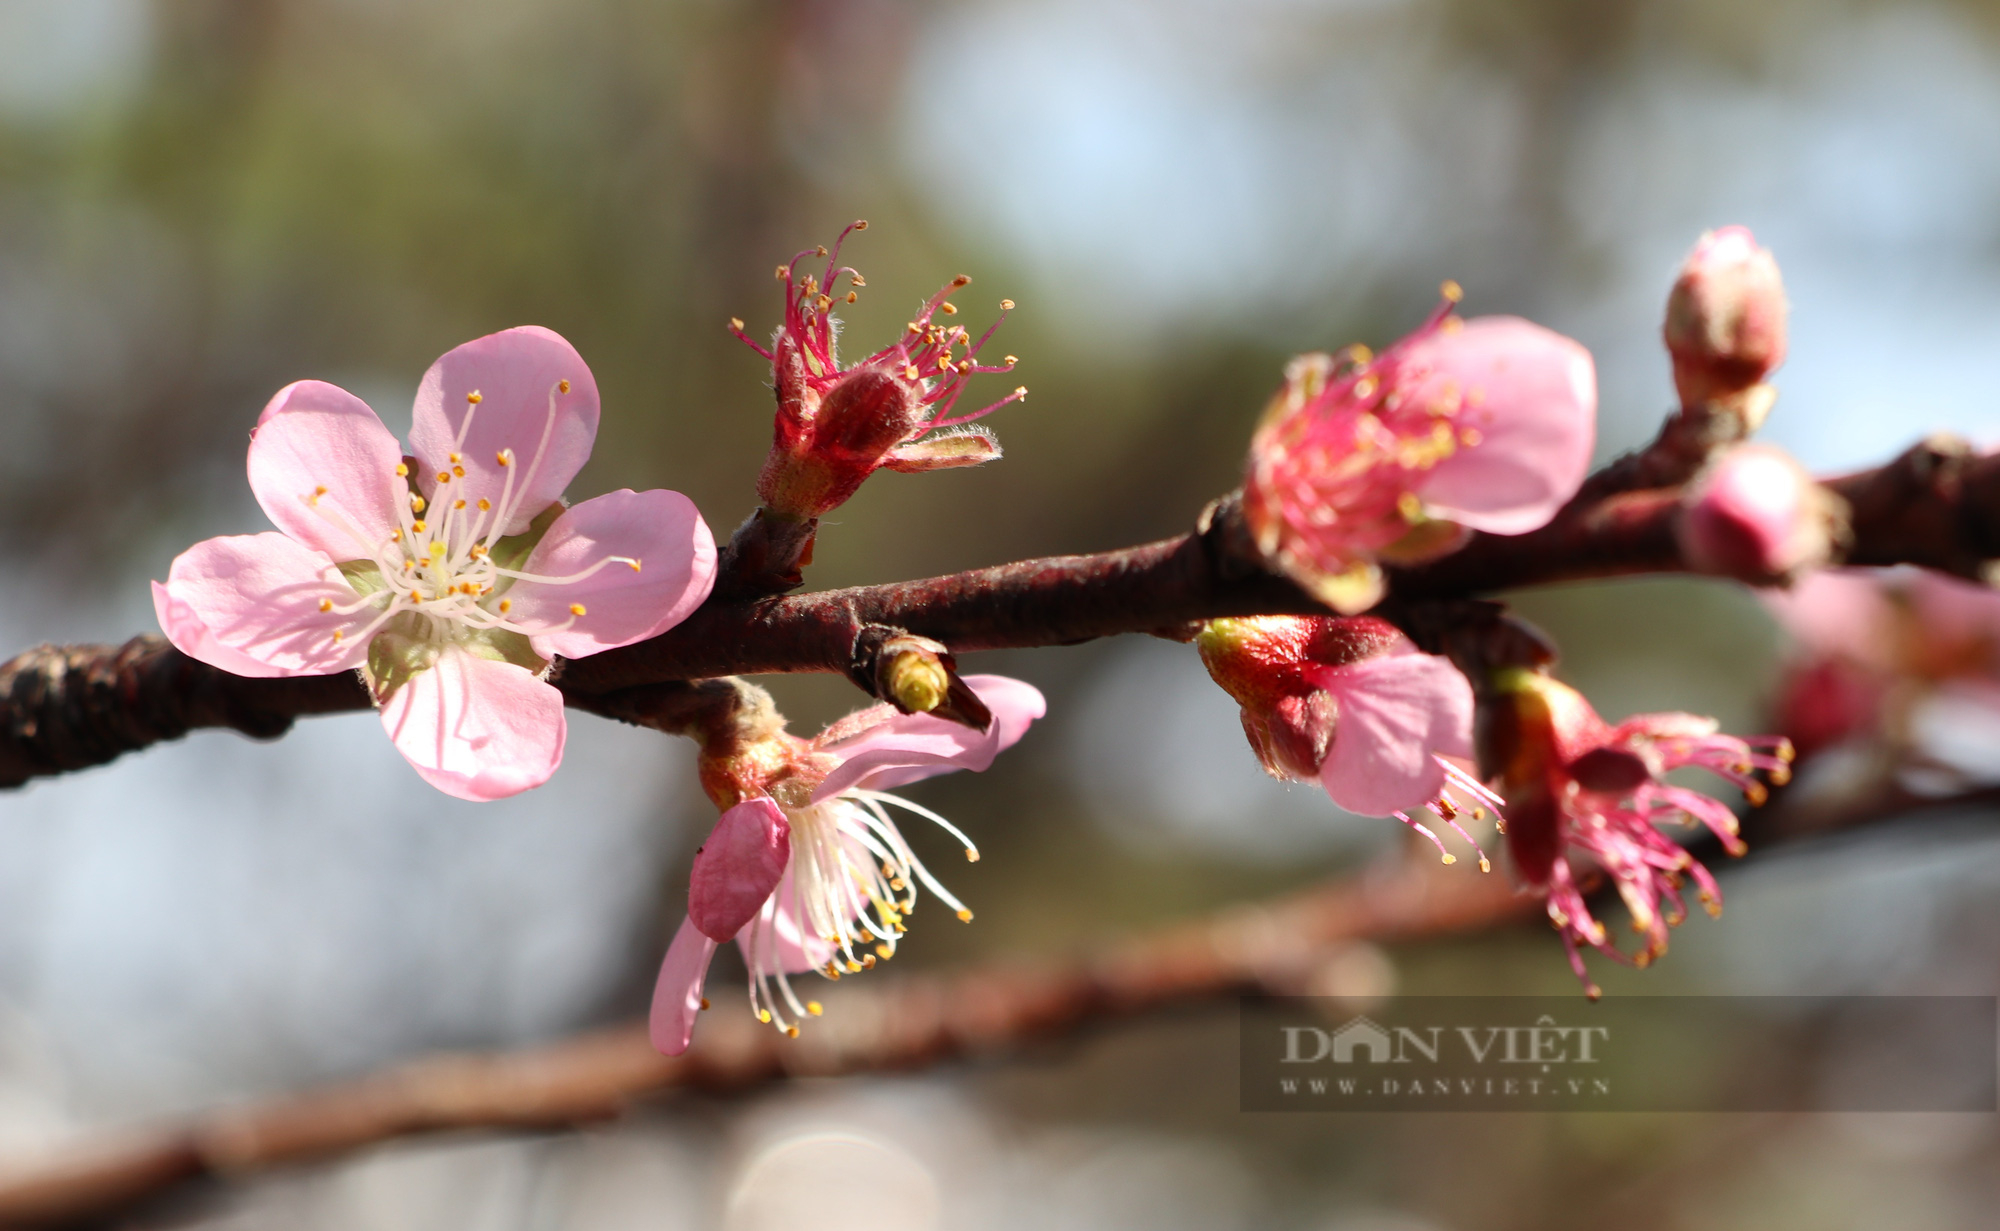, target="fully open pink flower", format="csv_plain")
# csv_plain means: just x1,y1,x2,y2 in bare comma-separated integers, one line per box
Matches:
1197,615,1502,867
1243,298,1597,612
650,675,1045,1055
154,327,717,800
1486,670,1792,996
